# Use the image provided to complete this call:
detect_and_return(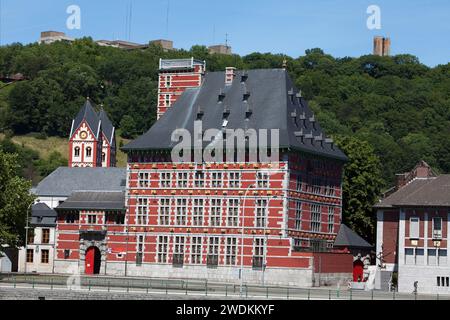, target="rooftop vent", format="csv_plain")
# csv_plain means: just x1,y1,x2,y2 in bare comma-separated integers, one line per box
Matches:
243,90,251,101
245,107,253,118
196,106,204,120
223,105,230,117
